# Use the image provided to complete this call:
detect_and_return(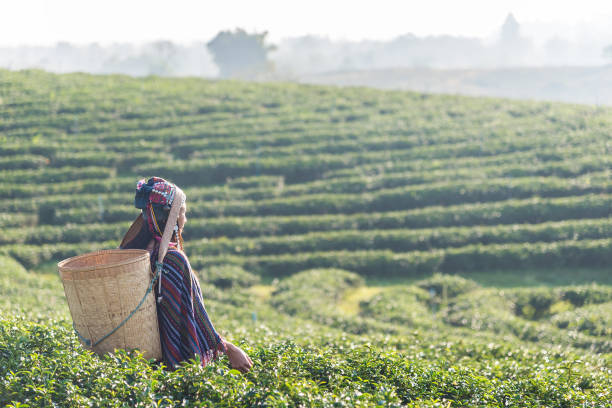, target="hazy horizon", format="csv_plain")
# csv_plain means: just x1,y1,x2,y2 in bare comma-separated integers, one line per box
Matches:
2,0,612,47
3,0,612,106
